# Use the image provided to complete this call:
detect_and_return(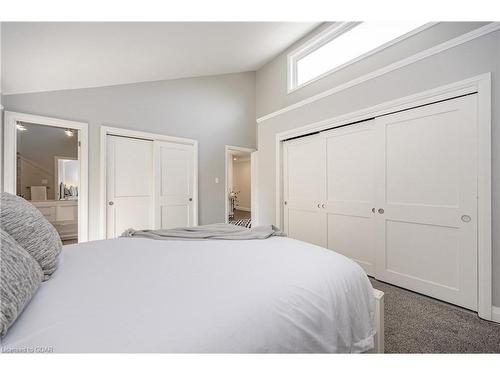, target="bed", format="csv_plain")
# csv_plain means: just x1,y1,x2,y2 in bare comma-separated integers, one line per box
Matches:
1,235,384,353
